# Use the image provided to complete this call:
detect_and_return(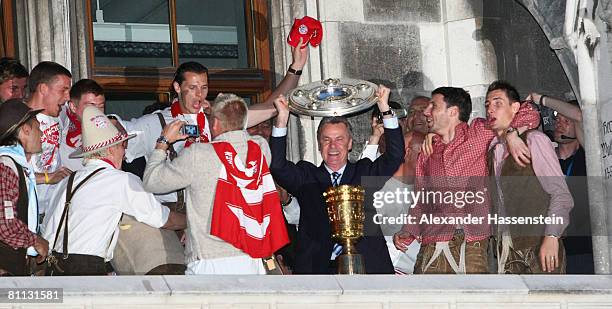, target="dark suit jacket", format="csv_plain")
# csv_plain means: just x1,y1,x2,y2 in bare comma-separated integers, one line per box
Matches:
270,126,405,274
